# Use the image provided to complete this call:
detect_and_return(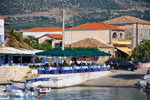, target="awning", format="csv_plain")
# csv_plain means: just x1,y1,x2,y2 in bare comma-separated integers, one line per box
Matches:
116,47,132,55
36,48,111,57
